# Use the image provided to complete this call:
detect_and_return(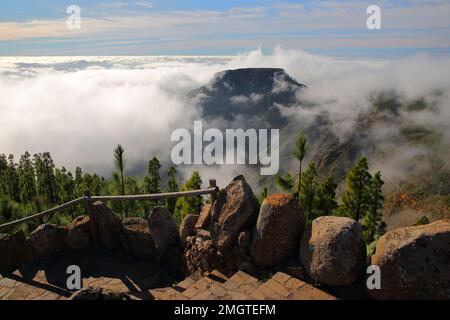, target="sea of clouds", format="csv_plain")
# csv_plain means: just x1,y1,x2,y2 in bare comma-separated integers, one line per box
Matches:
1,47,449,187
